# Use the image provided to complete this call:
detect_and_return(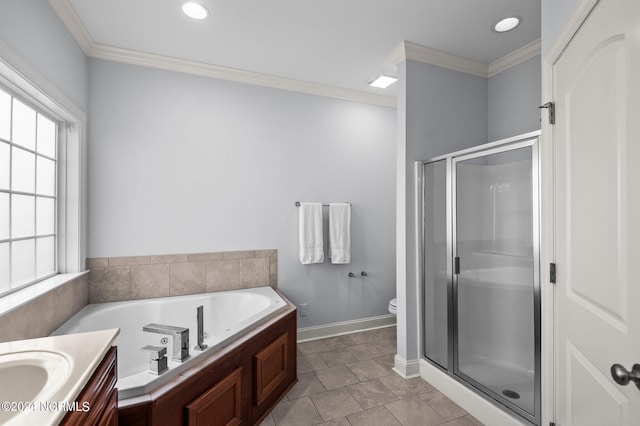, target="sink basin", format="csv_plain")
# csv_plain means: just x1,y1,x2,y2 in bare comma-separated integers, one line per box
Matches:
0,350,71,423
